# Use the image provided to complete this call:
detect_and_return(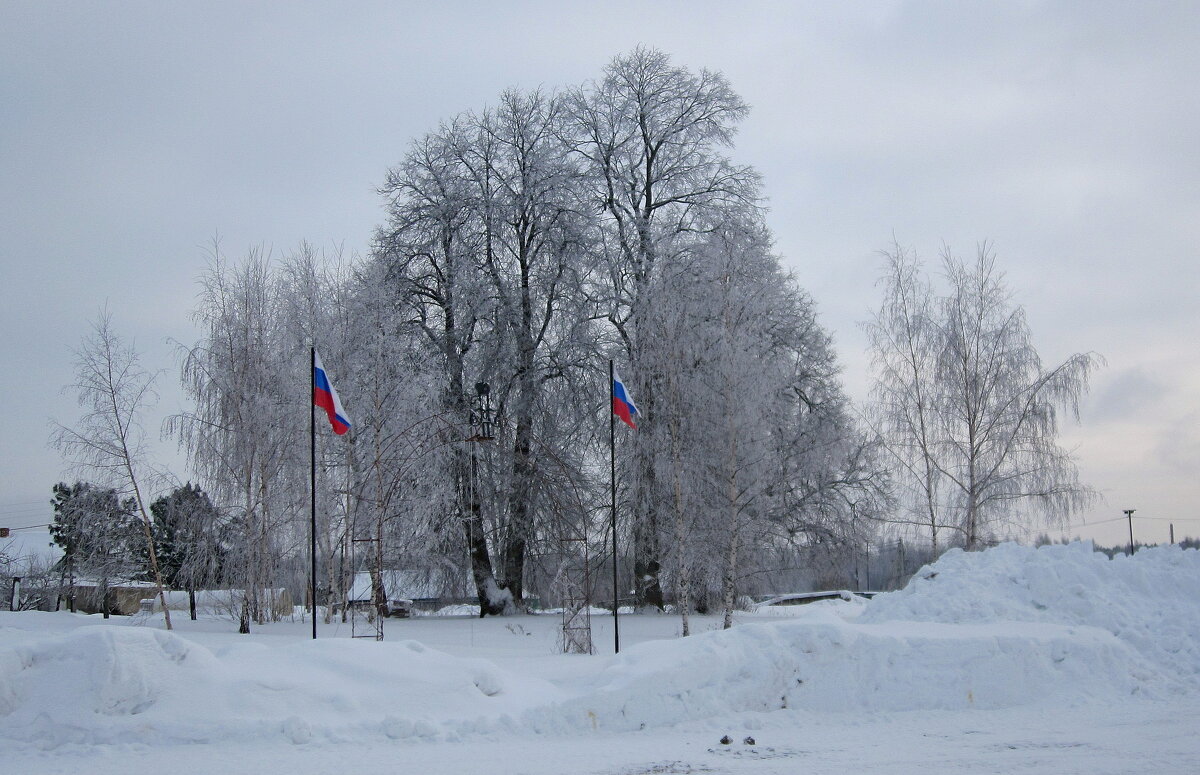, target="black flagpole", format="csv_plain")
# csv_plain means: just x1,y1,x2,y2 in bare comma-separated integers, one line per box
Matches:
610,359,620,654
310,346,318,640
